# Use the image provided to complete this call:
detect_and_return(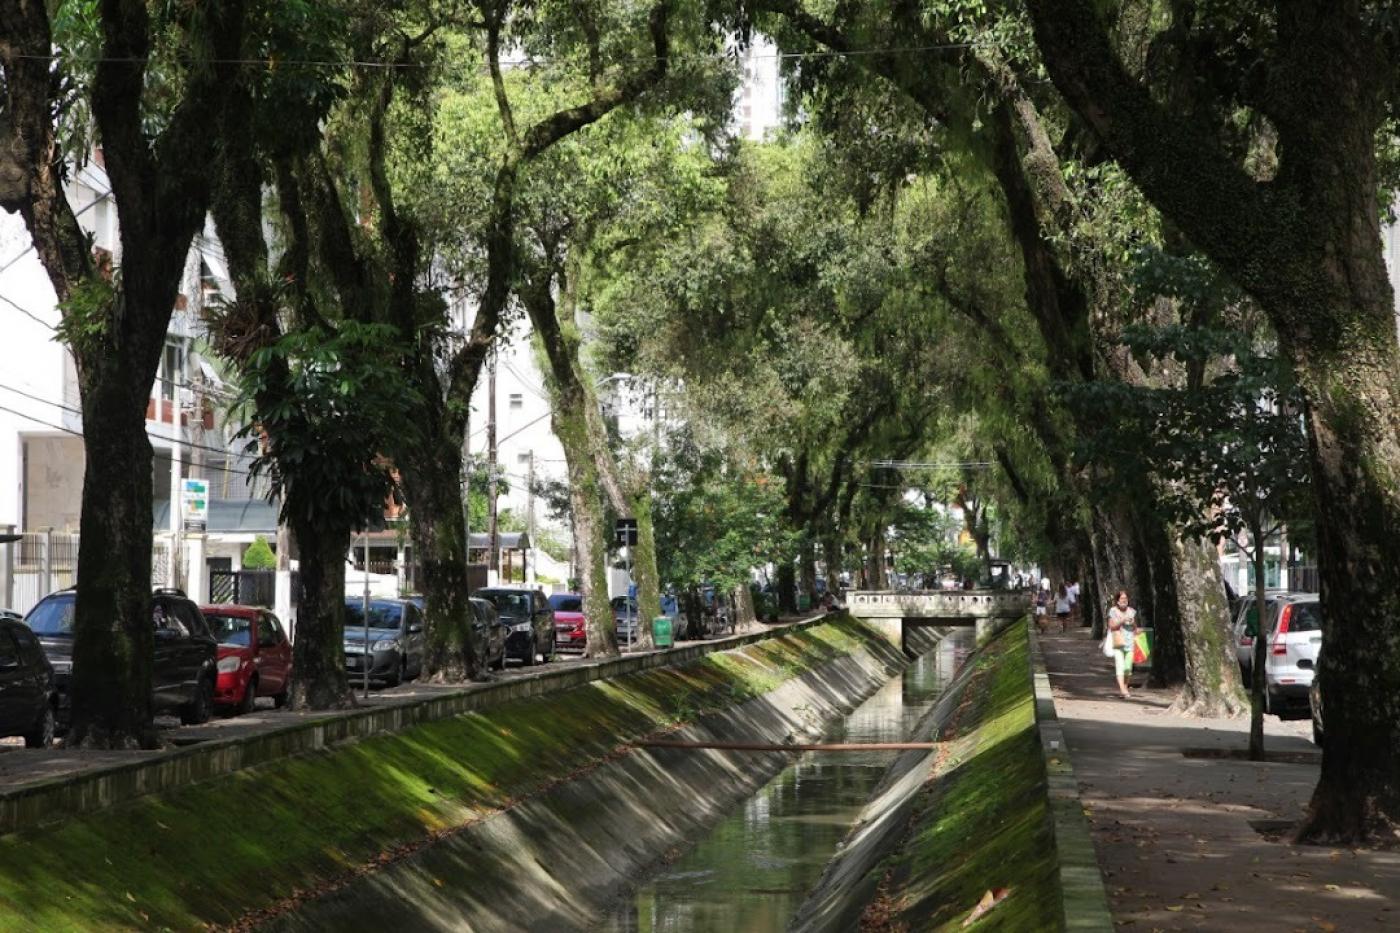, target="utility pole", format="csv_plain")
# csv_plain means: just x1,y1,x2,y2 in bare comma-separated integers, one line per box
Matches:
487,354,499,585
526,450,535,584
